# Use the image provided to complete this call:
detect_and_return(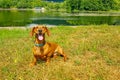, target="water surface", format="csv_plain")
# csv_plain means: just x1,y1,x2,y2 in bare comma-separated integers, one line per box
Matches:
0,10,120,27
